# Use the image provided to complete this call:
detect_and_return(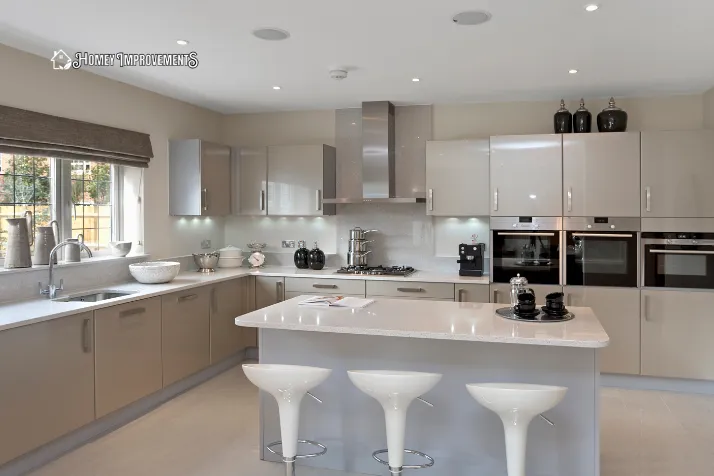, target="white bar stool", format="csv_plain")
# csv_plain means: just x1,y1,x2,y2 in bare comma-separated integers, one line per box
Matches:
348,370,442,475
466,383,567,476
243,364,332,476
